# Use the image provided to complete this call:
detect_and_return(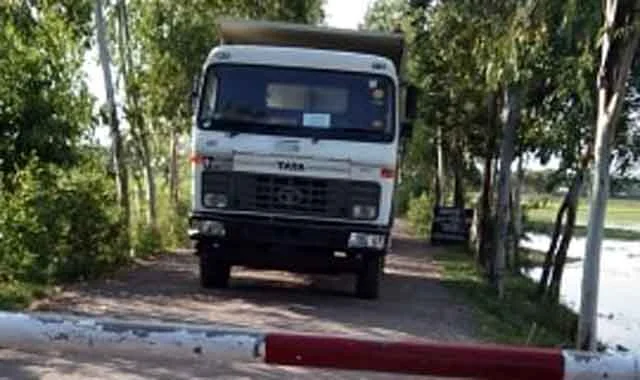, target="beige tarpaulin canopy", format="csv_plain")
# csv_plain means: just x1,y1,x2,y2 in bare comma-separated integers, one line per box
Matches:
217,19,406,72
